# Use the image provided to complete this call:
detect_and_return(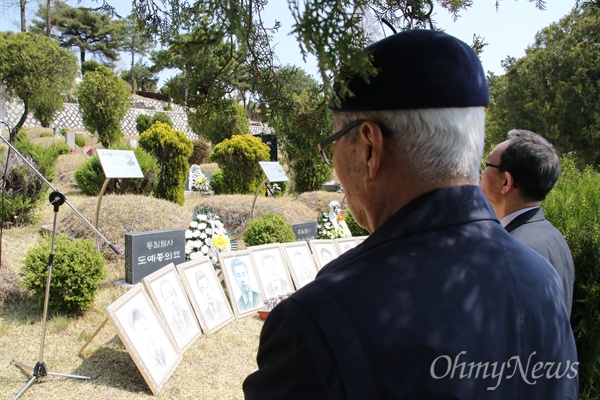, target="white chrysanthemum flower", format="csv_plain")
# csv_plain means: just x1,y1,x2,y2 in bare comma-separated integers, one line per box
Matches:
185,230,193,238
201,245,209,254
189,220,198,228
190,252,200,259
199,214,208,221
198,223,207,230
205,228,213,235
192,230,201,238
200,232,207,239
